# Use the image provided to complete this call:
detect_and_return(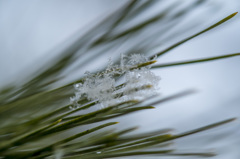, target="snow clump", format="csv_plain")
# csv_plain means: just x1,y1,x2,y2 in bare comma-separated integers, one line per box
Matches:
70,54,160,109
